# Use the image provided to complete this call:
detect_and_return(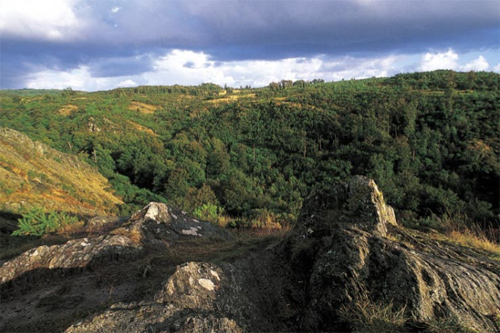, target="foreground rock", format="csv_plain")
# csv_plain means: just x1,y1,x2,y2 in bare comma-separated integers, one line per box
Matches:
0,235,141,284
67,262,243,333
0,203,233,285
127,202,234,242
280,176,500,332
2,177,499,332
